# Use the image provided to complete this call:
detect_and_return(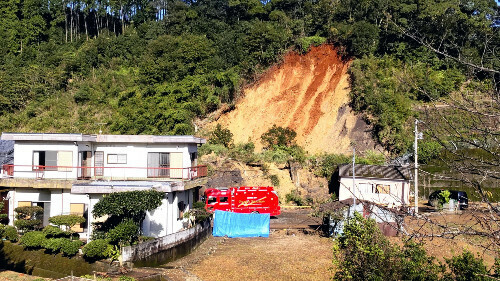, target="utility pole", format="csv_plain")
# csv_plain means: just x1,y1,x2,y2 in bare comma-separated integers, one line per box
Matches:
352,147,356,215
414,119,419,214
